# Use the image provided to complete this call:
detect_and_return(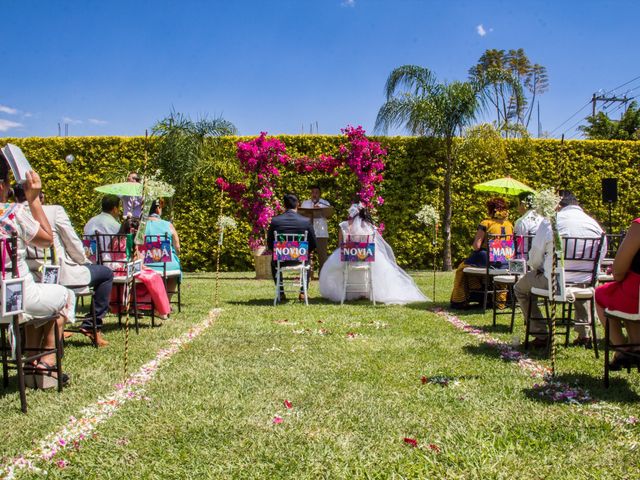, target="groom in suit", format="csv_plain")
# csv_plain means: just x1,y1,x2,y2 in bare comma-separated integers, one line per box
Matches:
267,194,317,301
